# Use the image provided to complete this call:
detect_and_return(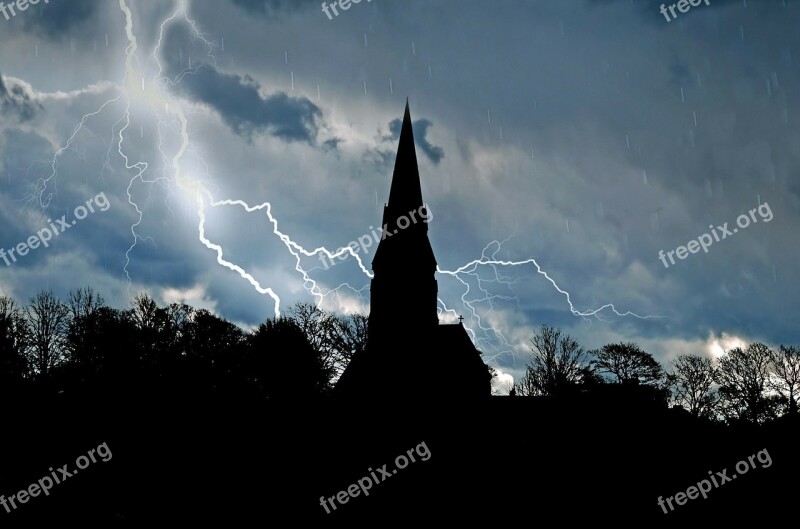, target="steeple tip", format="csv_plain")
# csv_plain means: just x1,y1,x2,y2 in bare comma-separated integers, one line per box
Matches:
385,101,422,215
399,99,414,145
